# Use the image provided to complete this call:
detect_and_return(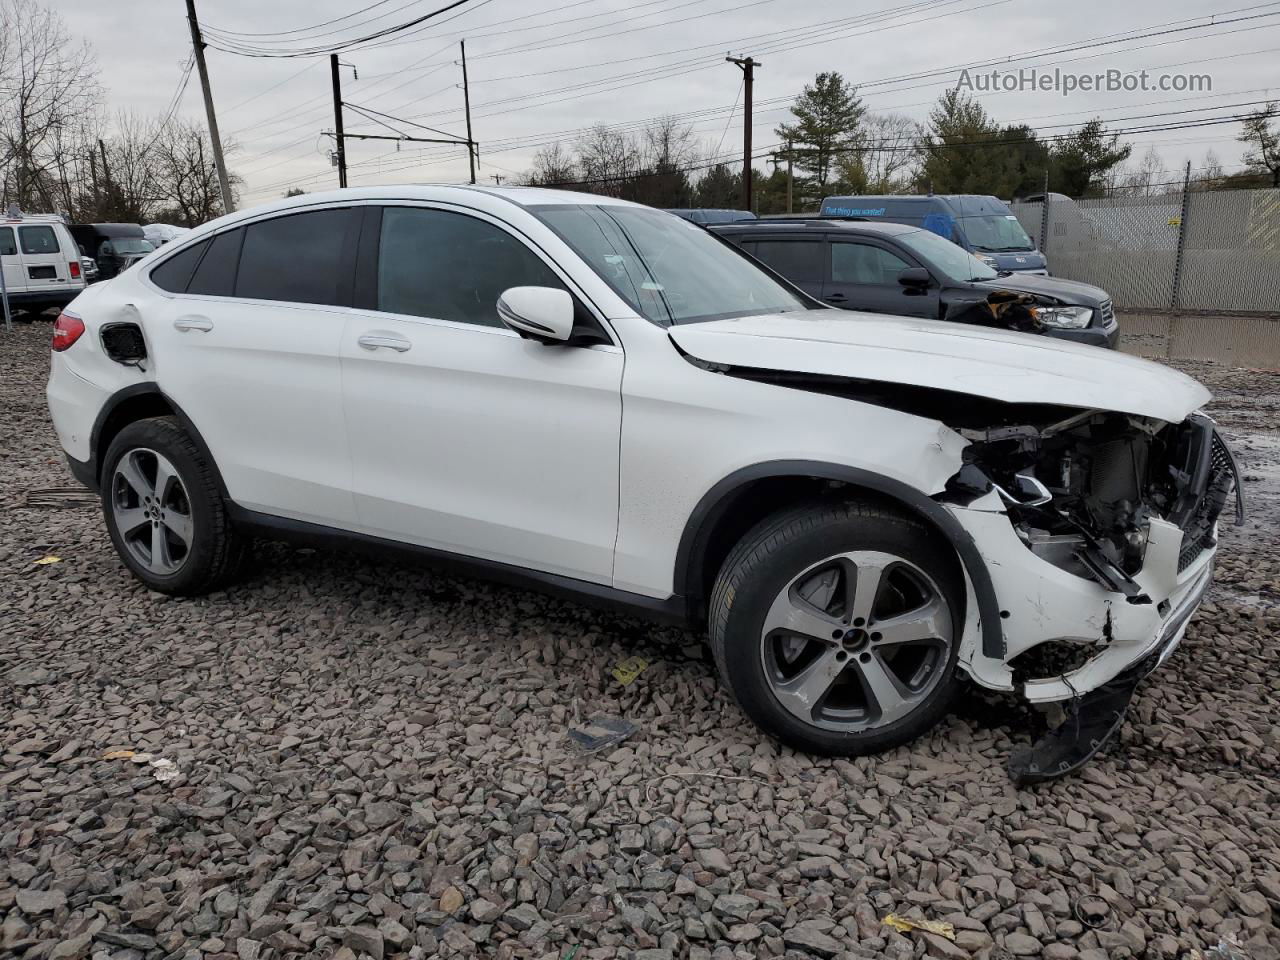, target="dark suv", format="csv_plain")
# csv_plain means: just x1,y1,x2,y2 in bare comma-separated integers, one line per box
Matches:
711,219,1119,349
